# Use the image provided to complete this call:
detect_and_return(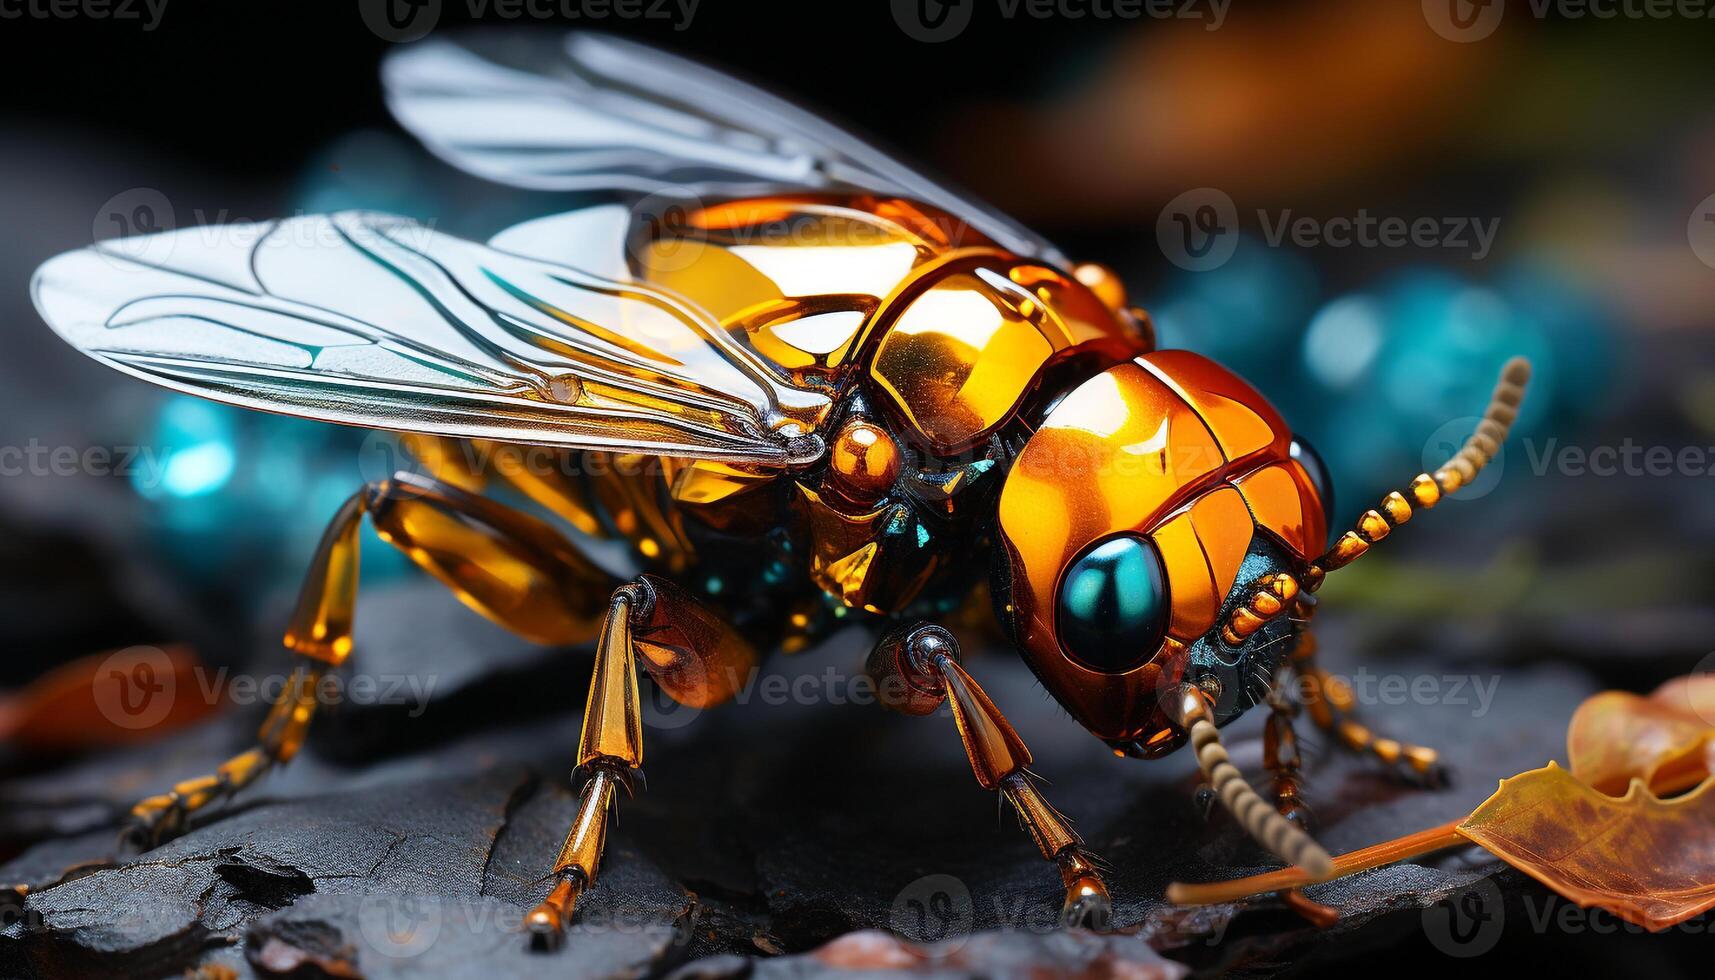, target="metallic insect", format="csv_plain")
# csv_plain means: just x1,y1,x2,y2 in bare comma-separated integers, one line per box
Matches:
32,32,1530,944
